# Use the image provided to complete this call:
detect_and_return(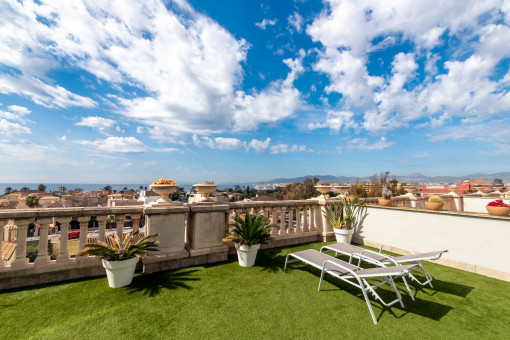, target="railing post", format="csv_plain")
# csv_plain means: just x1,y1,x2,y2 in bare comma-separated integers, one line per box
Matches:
34,217,52,265
115,214,124,240
11,218,30,269
0,218,7,269
131,213,141,241
287,206,294,234
96,215,107,242
301,206,309,232
76,215,90,262
56,217,71,263
270,207,278,236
